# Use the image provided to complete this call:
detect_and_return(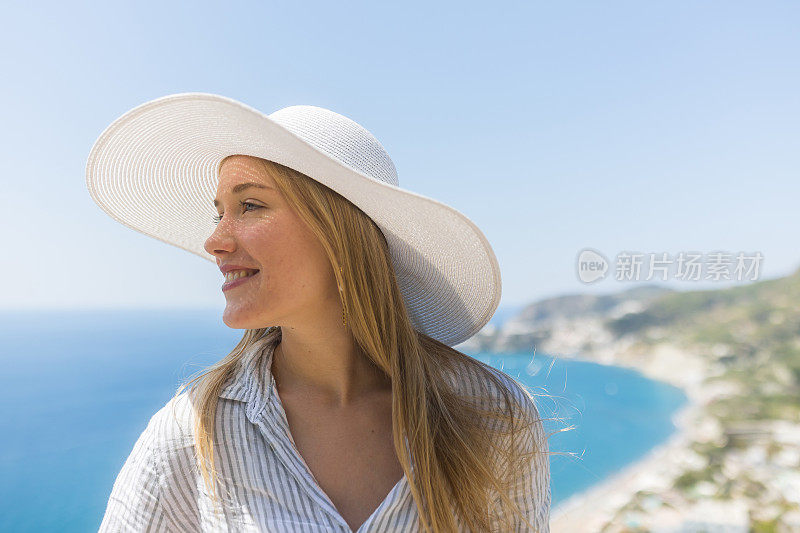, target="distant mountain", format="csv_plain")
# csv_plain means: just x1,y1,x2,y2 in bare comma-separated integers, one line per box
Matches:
459,266,800,401
459,283,673,357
